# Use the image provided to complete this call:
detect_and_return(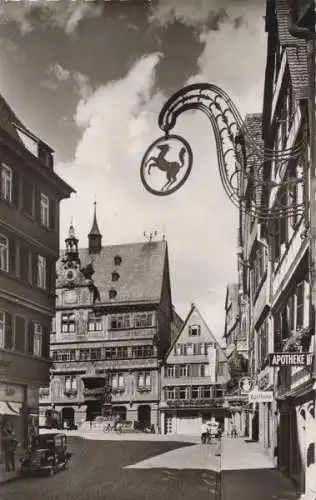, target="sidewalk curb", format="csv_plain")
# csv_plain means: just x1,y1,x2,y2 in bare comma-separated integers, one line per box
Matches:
0,472,20,487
